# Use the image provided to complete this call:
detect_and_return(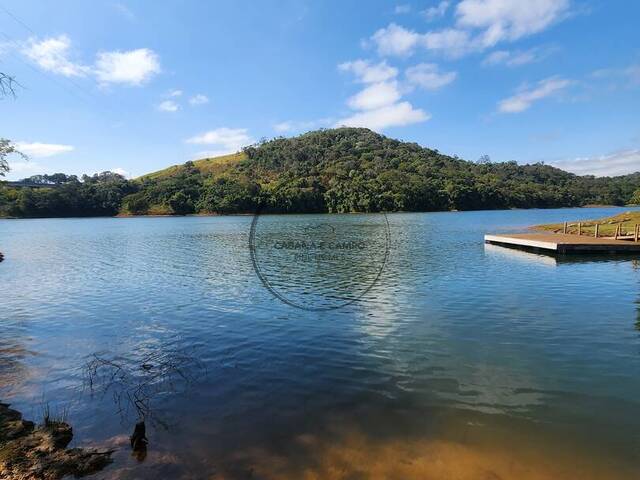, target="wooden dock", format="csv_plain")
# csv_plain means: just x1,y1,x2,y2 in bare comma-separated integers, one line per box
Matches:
484,233,640,254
